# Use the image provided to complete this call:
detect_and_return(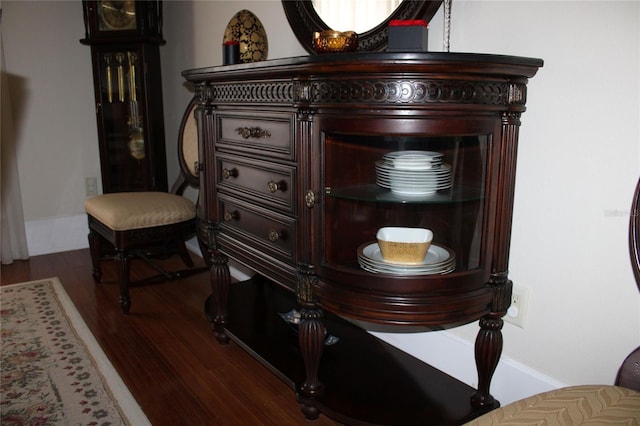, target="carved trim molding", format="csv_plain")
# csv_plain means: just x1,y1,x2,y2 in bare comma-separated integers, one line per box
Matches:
508,82,527,105
196,81,296,104
310,80,508,105
195,79,529,107
296,263,317,304
502,111,522,126
195,83,214,106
